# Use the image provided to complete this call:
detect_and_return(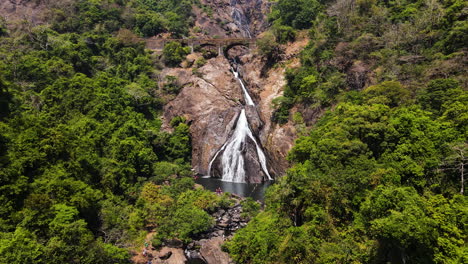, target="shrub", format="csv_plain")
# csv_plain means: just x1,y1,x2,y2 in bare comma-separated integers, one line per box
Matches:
163,41,188,67
272,23,296,44
257,31,283,62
